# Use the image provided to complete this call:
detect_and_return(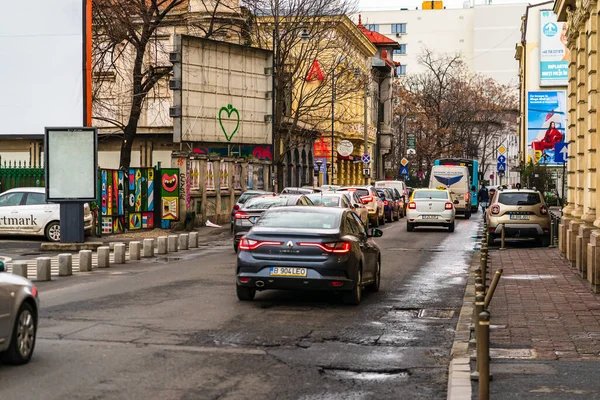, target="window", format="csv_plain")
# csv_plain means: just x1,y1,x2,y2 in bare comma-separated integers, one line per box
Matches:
396,65,407,76
345,213,361,236
365,24,379,32
414,191,449,200
0,192,25,207
25,192,46,205
393,44,407,55
351,212,368,234
257,210,339,229
498,193,541,206
391,23,407,34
